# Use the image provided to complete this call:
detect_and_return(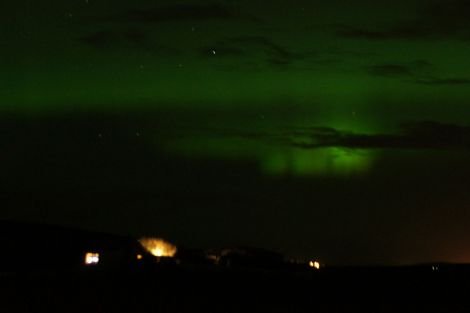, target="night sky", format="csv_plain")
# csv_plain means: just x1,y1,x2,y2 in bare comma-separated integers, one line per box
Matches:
3,0,470,265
